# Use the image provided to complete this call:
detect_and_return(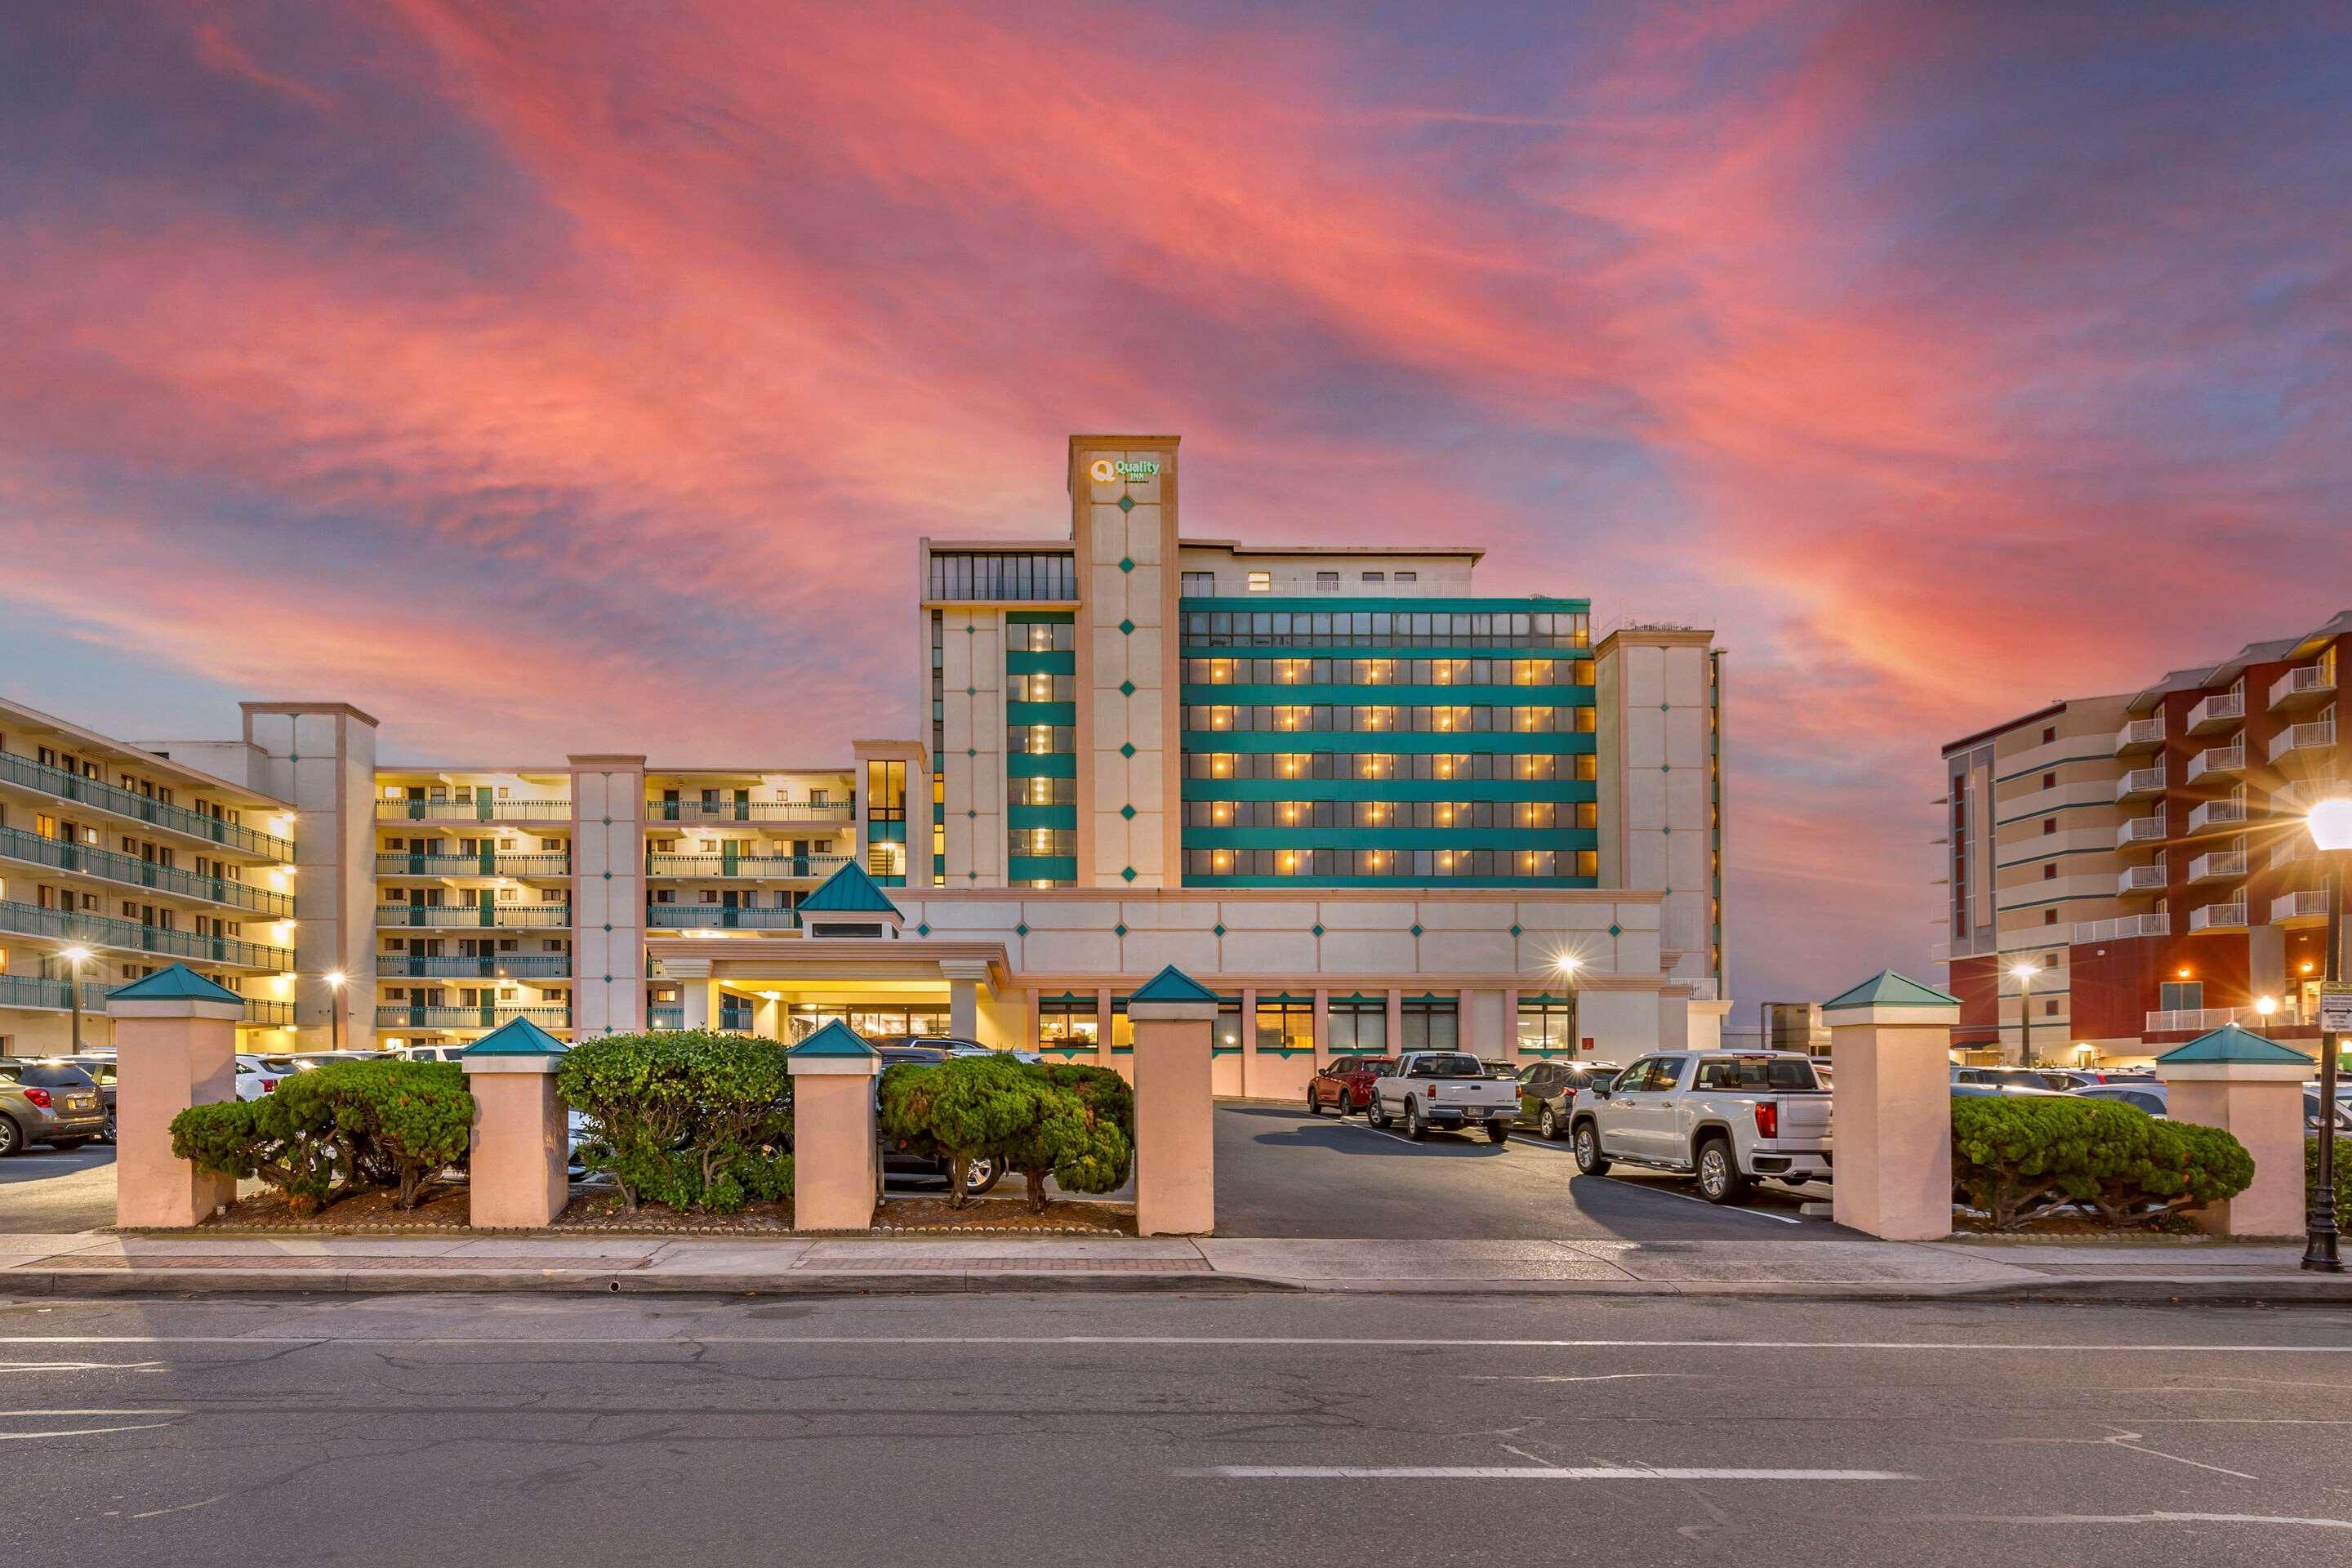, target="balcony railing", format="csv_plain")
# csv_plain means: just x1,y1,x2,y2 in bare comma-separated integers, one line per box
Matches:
2187,849,2246,883
2268,718,2335,764
0,824,293,916
644,905,800,929
2270,663,2336,710
376,955,572,978
376,798,571,822
2116,815,2167,852
0,973,115,1013
2146,1004,2262,1035
647,800,854,823
2187,797,2247,834
0,748,292,859
2271,889,2328,925
374,853,572,878
2116,864,2166,896
0,900,290,969
2073,911,2169,945
647,1005,685,1028
2188,900,2247,933
373,904,572,929
243,999,294,1027
2185,743,2244,784
2186,691,2244,734
2116,765,2166,801
372,1005,572,1031
644,853,852,880
2114,716,2165,755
